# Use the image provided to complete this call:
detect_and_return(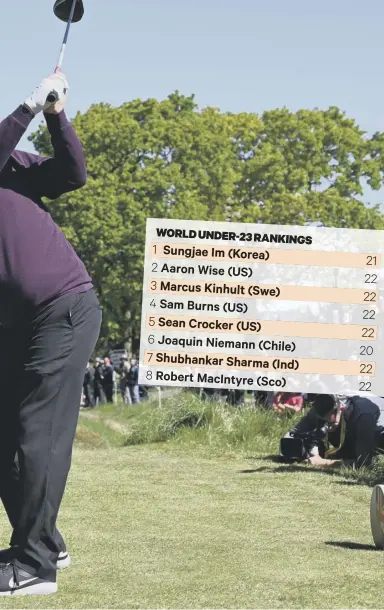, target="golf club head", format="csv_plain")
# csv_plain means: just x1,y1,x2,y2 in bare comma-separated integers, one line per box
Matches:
53,0,84,23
